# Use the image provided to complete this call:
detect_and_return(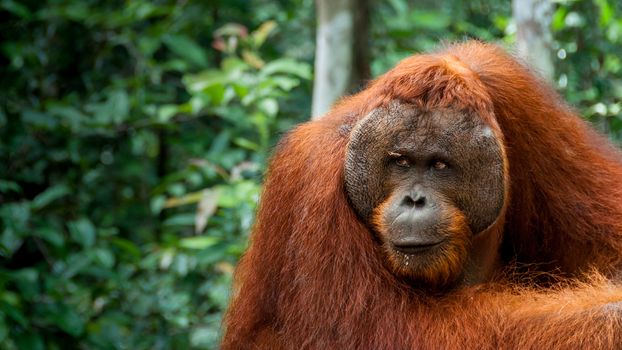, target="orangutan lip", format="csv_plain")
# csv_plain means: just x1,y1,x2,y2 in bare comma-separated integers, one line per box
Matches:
392,240,444,254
